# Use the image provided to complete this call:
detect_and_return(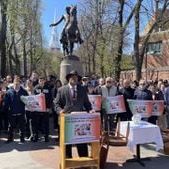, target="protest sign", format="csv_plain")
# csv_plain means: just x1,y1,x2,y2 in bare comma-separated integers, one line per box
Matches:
103,95,126,114
64,112,100,145
128,100,164,117
21,94,46,112
127,100,152,117
0,94,2,104
88,95,102,111
152,100,164,116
